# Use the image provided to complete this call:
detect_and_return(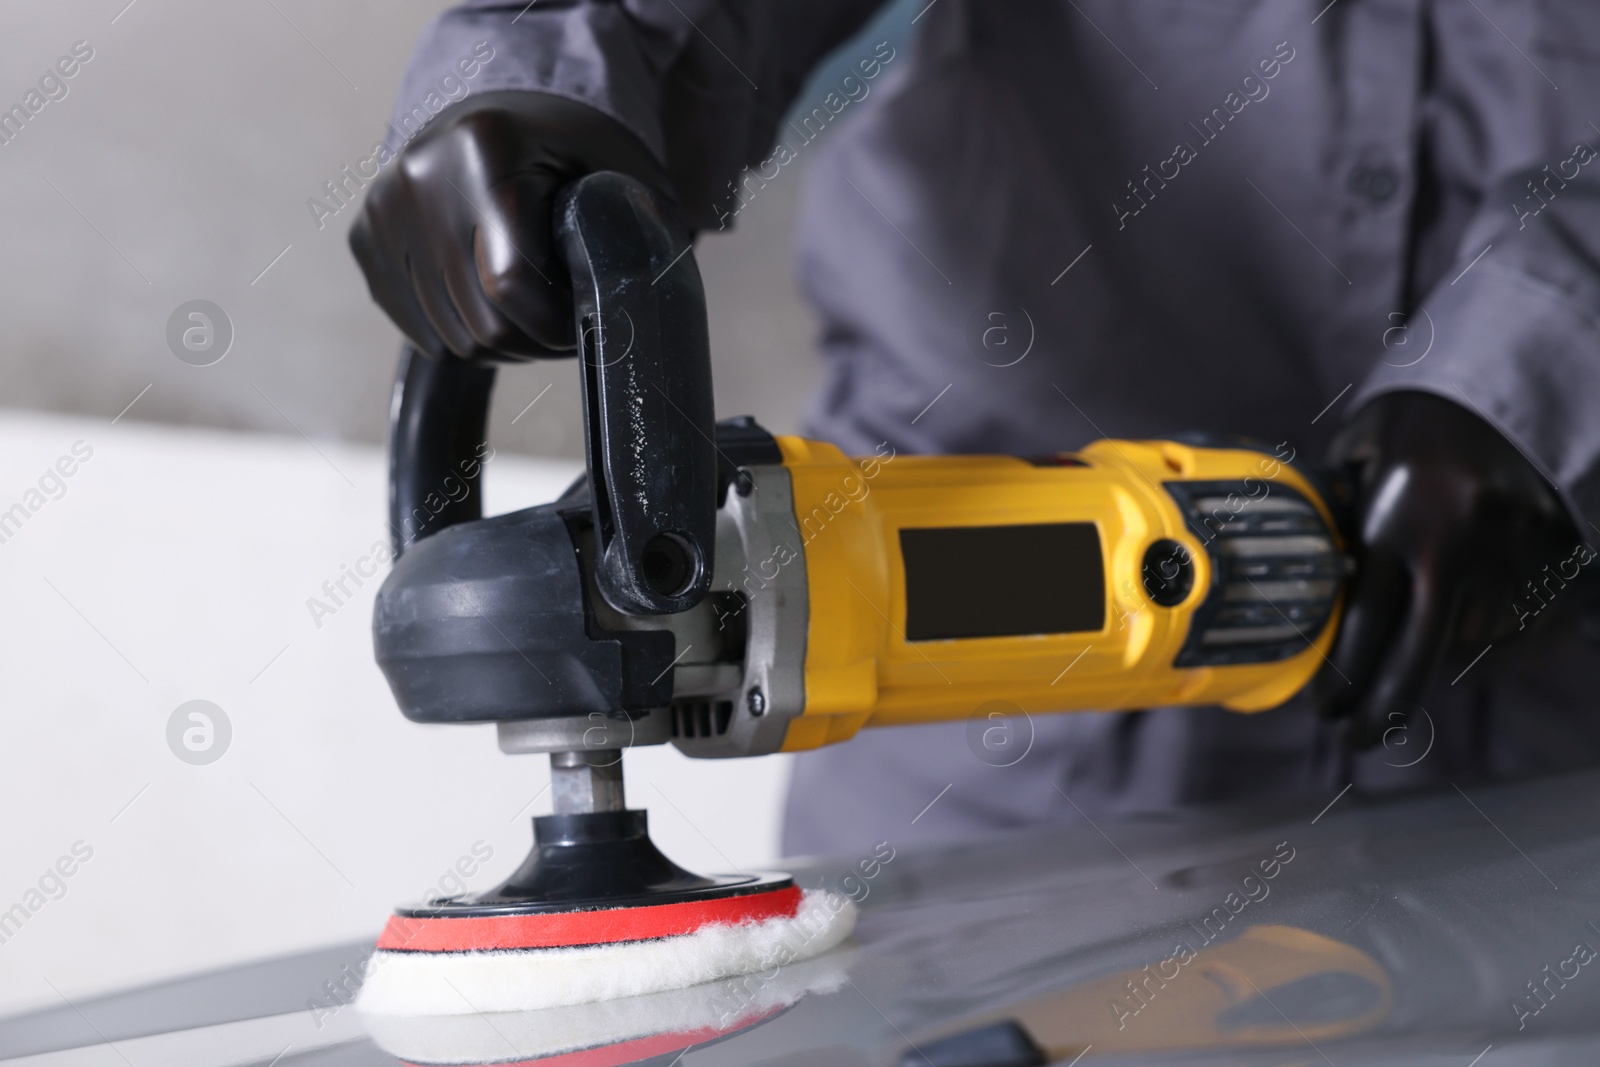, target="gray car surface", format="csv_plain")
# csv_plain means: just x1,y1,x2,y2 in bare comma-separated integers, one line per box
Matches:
3,767,1597,1065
